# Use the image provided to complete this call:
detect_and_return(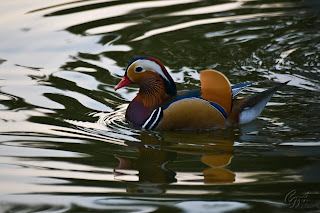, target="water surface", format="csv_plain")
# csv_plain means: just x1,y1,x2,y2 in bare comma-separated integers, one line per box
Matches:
0,0,320,212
